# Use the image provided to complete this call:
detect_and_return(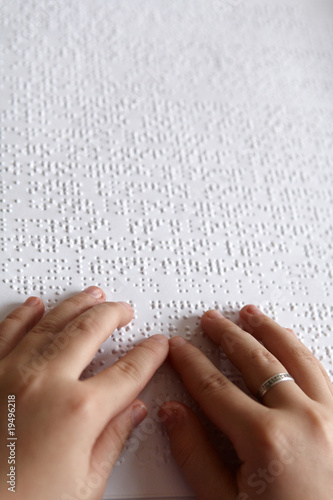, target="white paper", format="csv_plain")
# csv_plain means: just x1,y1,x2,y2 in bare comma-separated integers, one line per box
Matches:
1,1,333,498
